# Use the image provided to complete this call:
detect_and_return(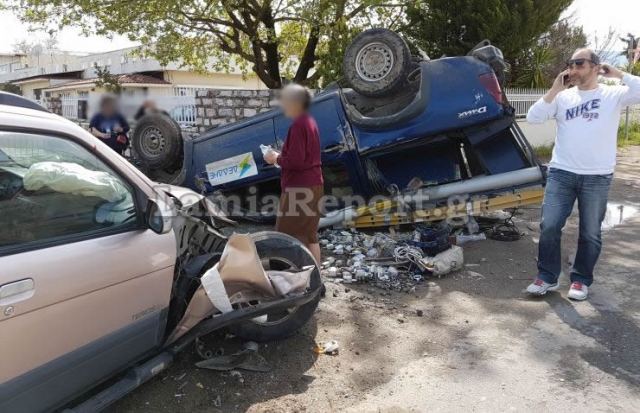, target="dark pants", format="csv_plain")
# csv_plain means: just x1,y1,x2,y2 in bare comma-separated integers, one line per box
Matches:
537,168,612,286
